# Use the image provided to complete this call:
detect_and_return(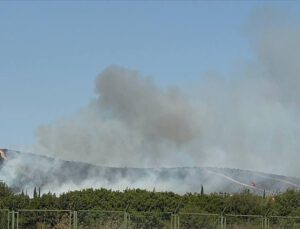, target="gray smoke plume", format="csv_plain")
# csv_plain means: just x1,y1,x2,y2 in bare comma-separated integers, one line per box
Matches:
33,7,300,178
34,66,201,167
